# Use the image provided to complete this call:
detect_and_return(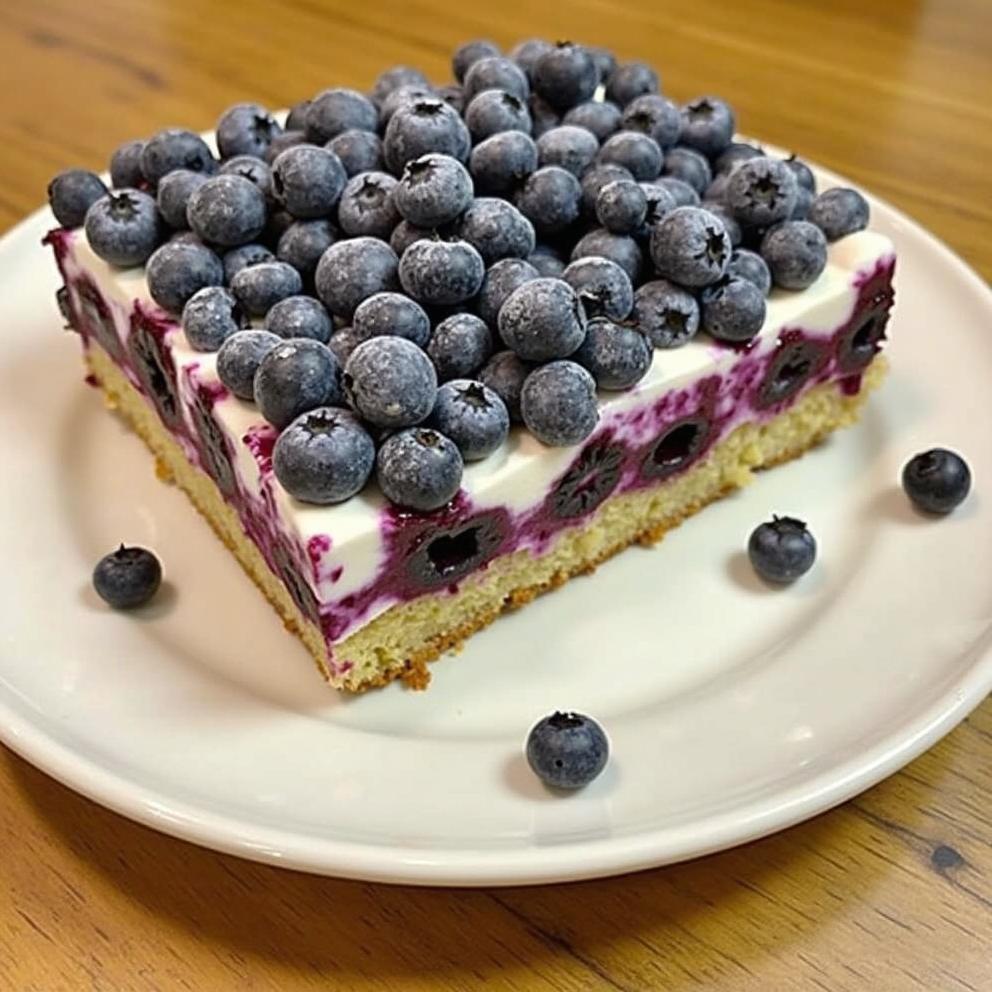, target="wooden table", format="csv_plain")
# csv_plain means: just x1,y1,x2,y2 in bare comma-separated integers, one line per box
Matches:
2,1,990,988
